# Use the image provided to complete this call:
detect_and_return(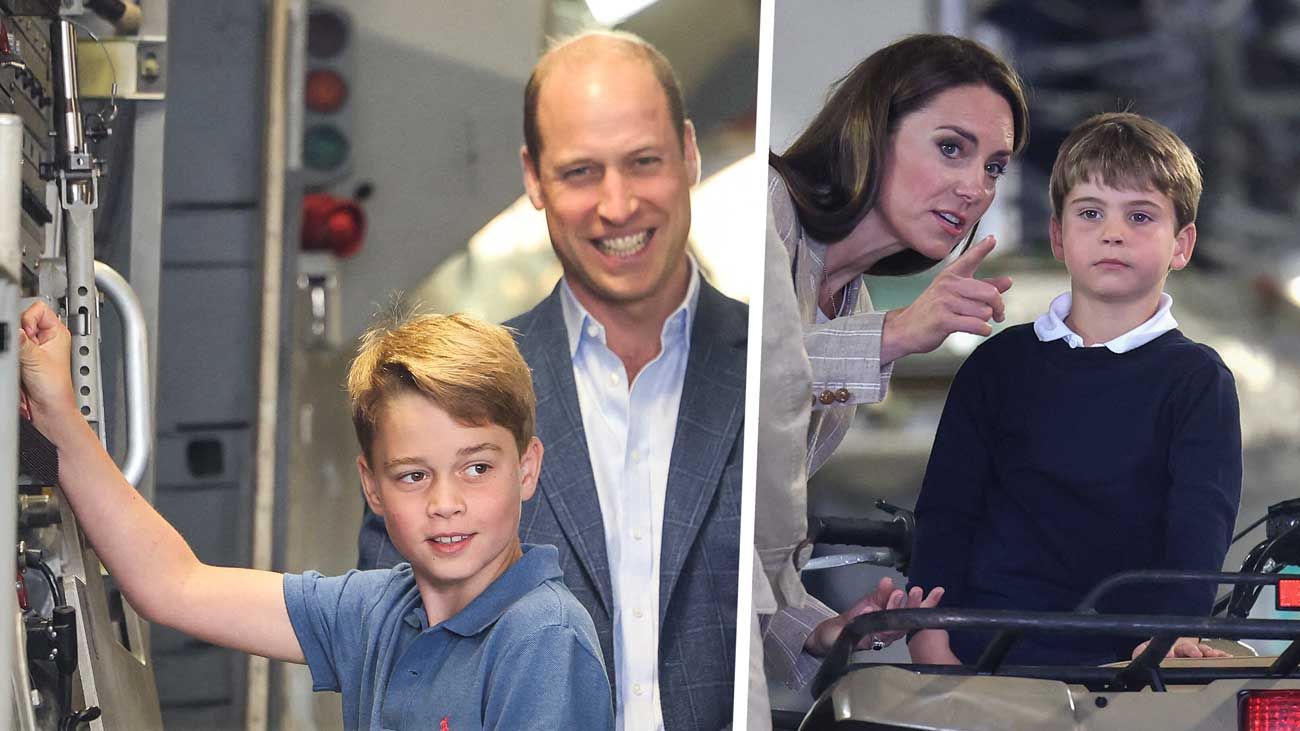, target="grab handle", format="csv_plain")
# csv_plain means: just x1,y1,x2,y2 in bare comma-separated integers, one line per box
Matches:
94,261,151,487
